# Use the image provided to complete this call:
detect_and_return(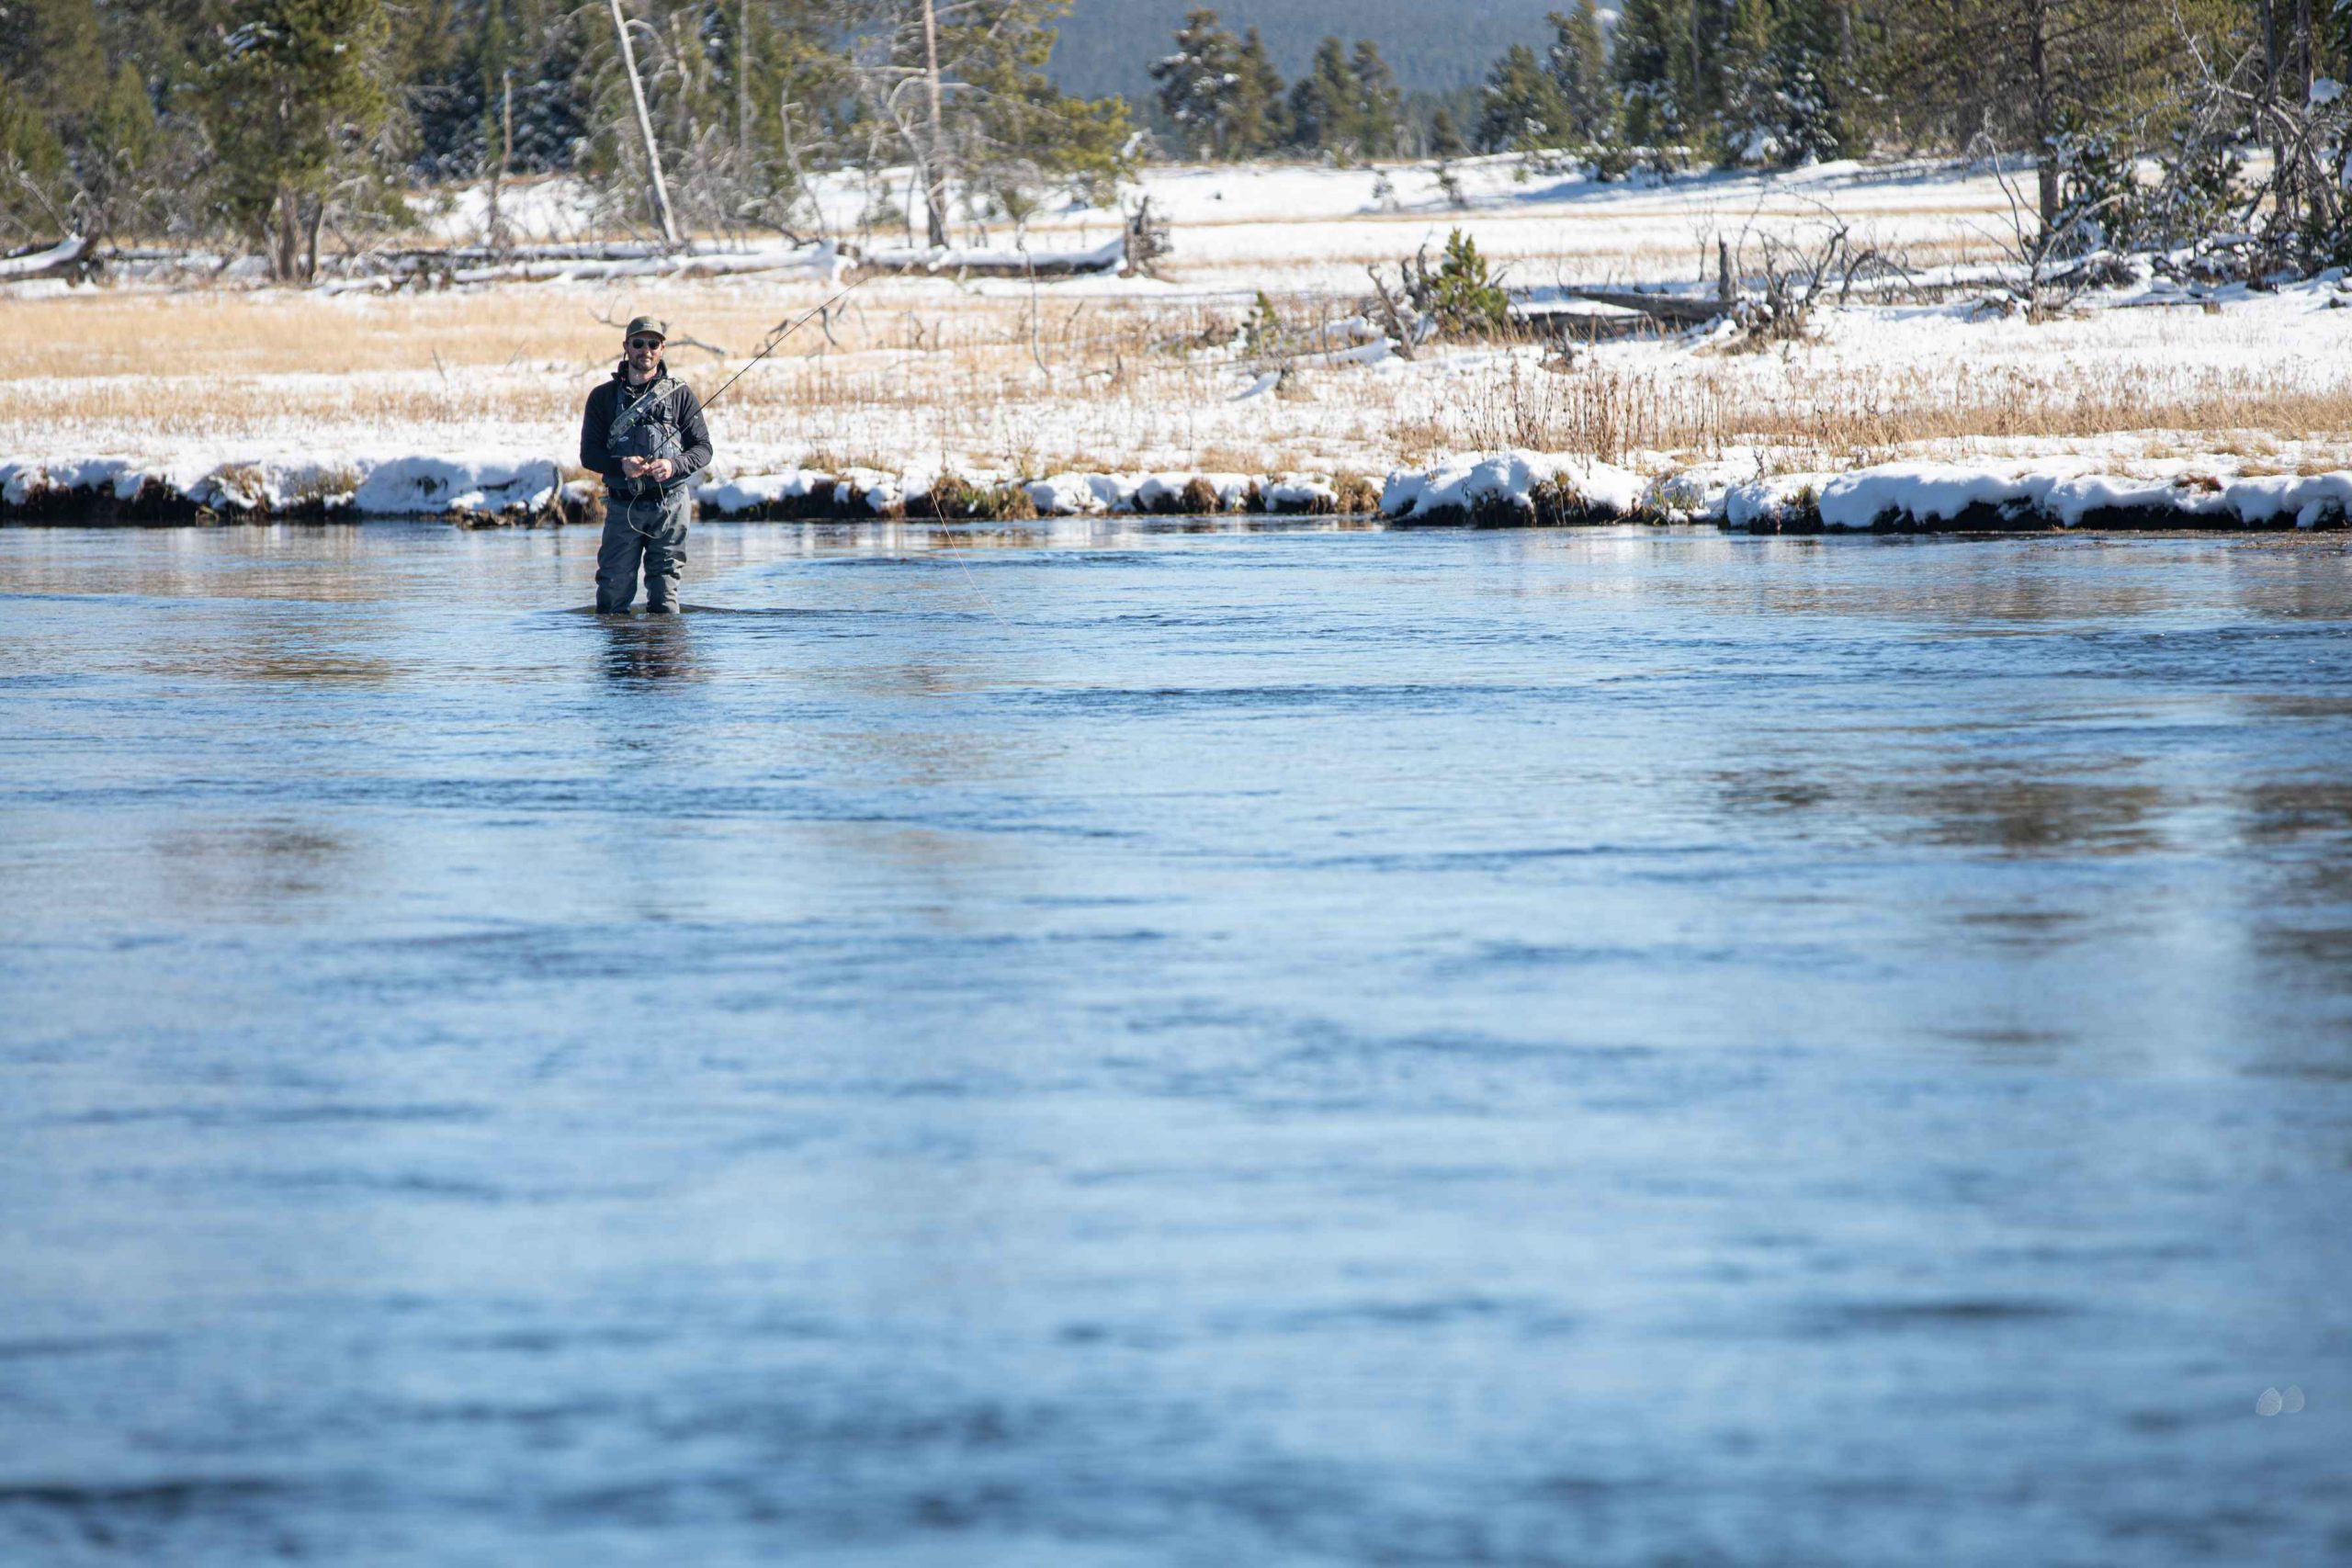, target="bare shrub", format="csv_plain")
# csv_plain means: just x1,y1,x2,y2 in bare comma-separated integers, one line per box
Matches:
1334,474,1380,513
